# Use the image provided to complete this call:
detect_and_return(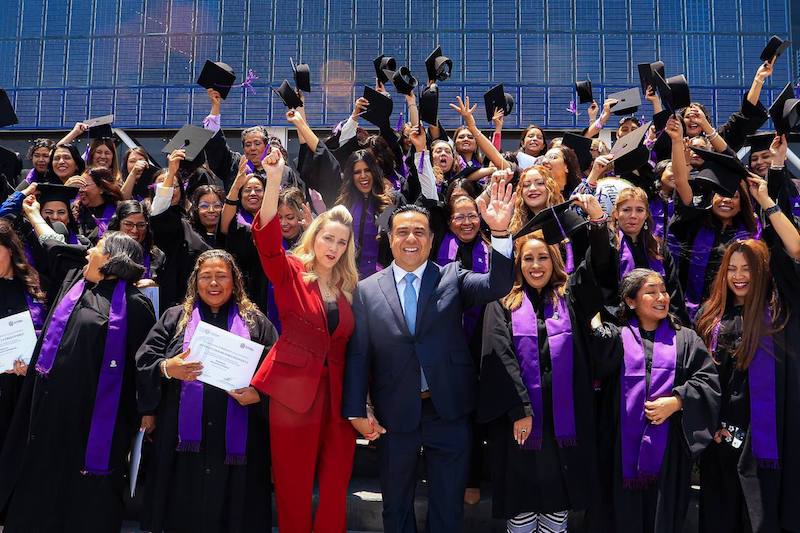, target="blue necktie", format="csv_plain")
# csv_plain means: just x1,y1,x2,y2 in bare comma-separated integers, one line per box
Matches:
403,272,429,392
